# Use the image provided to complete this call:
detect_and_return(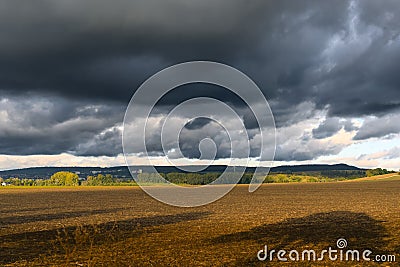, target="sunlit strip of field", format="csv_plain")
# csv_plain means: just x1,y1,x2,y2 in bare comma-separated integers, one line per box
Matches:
346,174,400,182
